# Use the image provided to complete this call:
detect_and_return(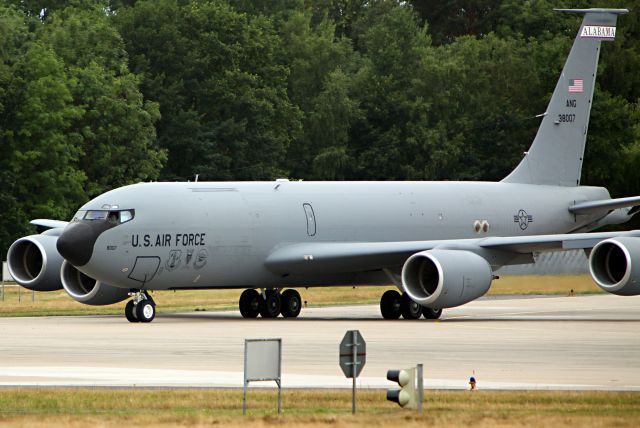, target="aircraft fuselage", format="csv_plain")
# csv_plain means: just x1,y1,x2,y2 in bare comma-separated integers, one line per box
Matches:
72,180,608,291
